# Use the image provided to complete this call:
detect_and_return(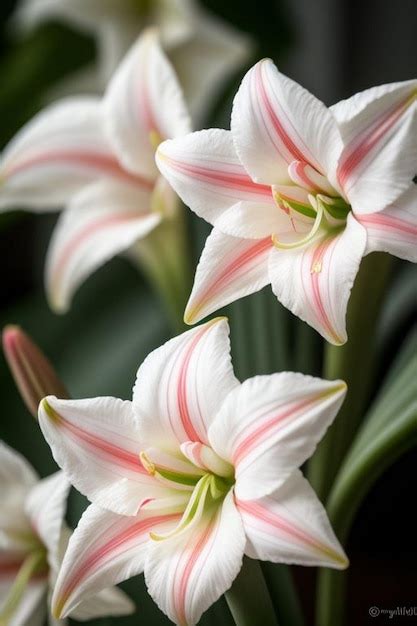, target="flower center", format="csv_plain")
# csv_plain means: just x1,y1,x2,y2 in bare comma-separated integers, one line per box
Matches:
272,160,351,250
140,443,235,541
